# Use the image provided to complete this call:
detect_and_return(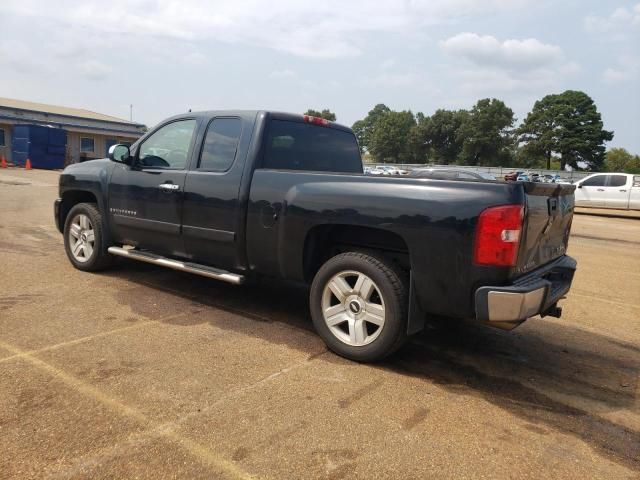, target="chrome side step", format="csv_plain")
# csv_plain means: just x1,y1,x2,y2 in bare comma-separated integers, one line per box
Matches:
107,246,245,285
